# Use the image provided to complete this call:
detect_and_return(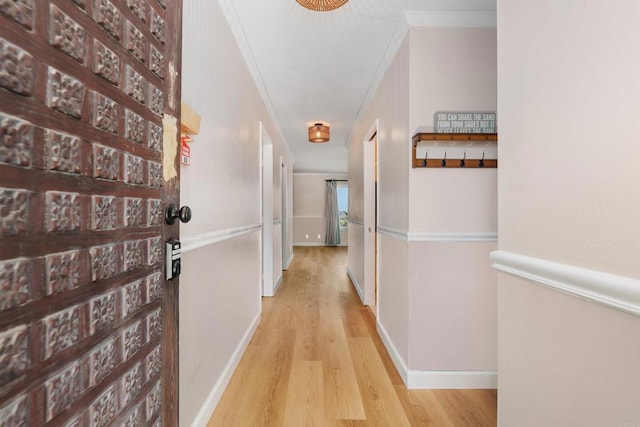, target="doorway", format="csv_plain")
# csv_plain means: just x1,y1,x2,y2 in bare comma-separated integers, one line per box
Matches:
363,120,379,313
261,123,275,296
337,182,349,245
281,160,290,268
